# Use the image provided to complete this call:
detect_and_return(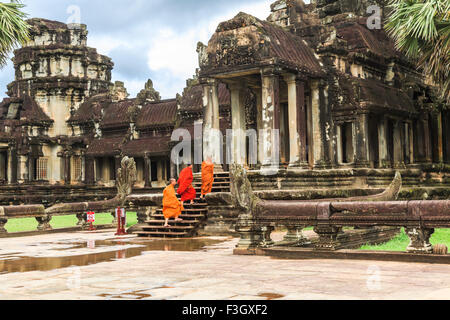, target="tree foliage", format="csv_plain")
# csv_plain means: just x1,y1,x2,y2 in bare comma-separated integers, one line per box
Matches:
0,1,29,67
385,0,450,103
